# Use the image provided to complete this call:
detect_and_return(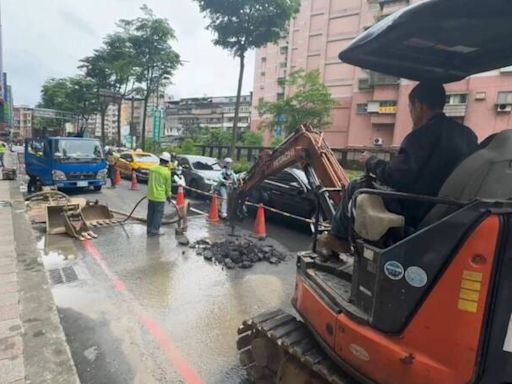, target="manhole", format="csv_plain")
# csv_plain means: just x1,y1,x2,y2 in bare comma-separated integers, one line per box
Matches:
48,266,78,285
